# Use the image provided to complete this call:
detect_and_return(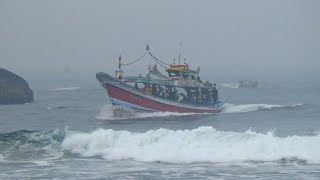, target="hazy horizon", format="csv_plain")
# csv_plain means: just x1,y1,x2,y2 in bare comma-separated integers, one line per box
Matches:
1,0,319,89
